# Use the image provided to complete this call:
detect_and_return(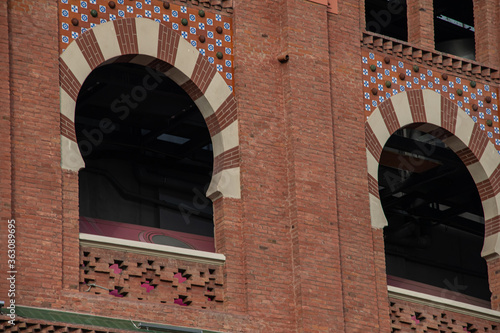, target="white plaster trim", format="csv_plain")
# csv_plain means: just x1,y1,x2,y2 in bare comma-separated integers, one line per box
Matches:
129,54,155,66
370,193,387,229
165,66,191,86
467,162,488,184
482,232,500,260
174,38,199,79
61,135,85,171
481,194,499,221
195,95,215,119
92,21,120,61
422,89,441,126
367,109,391,149
452,106,474,148
60,88,76,122
136,18,159,58
480,142,500,178
203,73,232,115
391,92,412,128
207,167,241,200
388,286,500,321
442,135,467,152
60,43,92,85
212,120,239,158
79,233,225,265
366,148,379,179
